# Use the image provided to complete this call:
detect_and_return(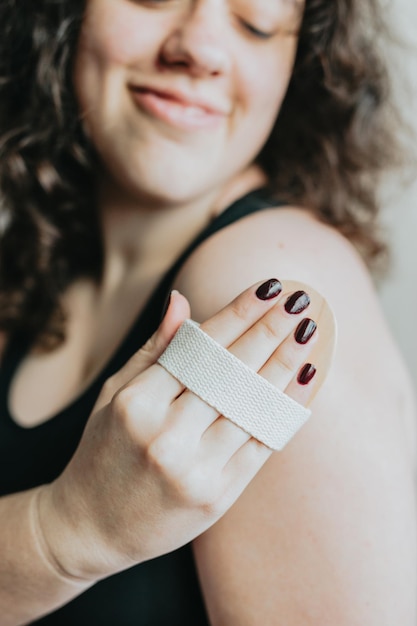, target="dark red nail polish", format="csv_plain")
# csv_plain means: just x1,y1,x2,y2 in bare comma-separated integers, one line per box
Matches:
256,279,282,301
285,290,310,314
297,363,317,385
295,318,317,344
